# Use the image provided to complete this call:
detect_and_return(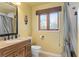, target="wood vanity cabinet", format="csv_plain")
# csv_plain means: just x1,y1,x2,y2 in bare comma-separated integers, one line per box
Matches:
0,39,32,57
17,46,26,57
26,43,32,57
